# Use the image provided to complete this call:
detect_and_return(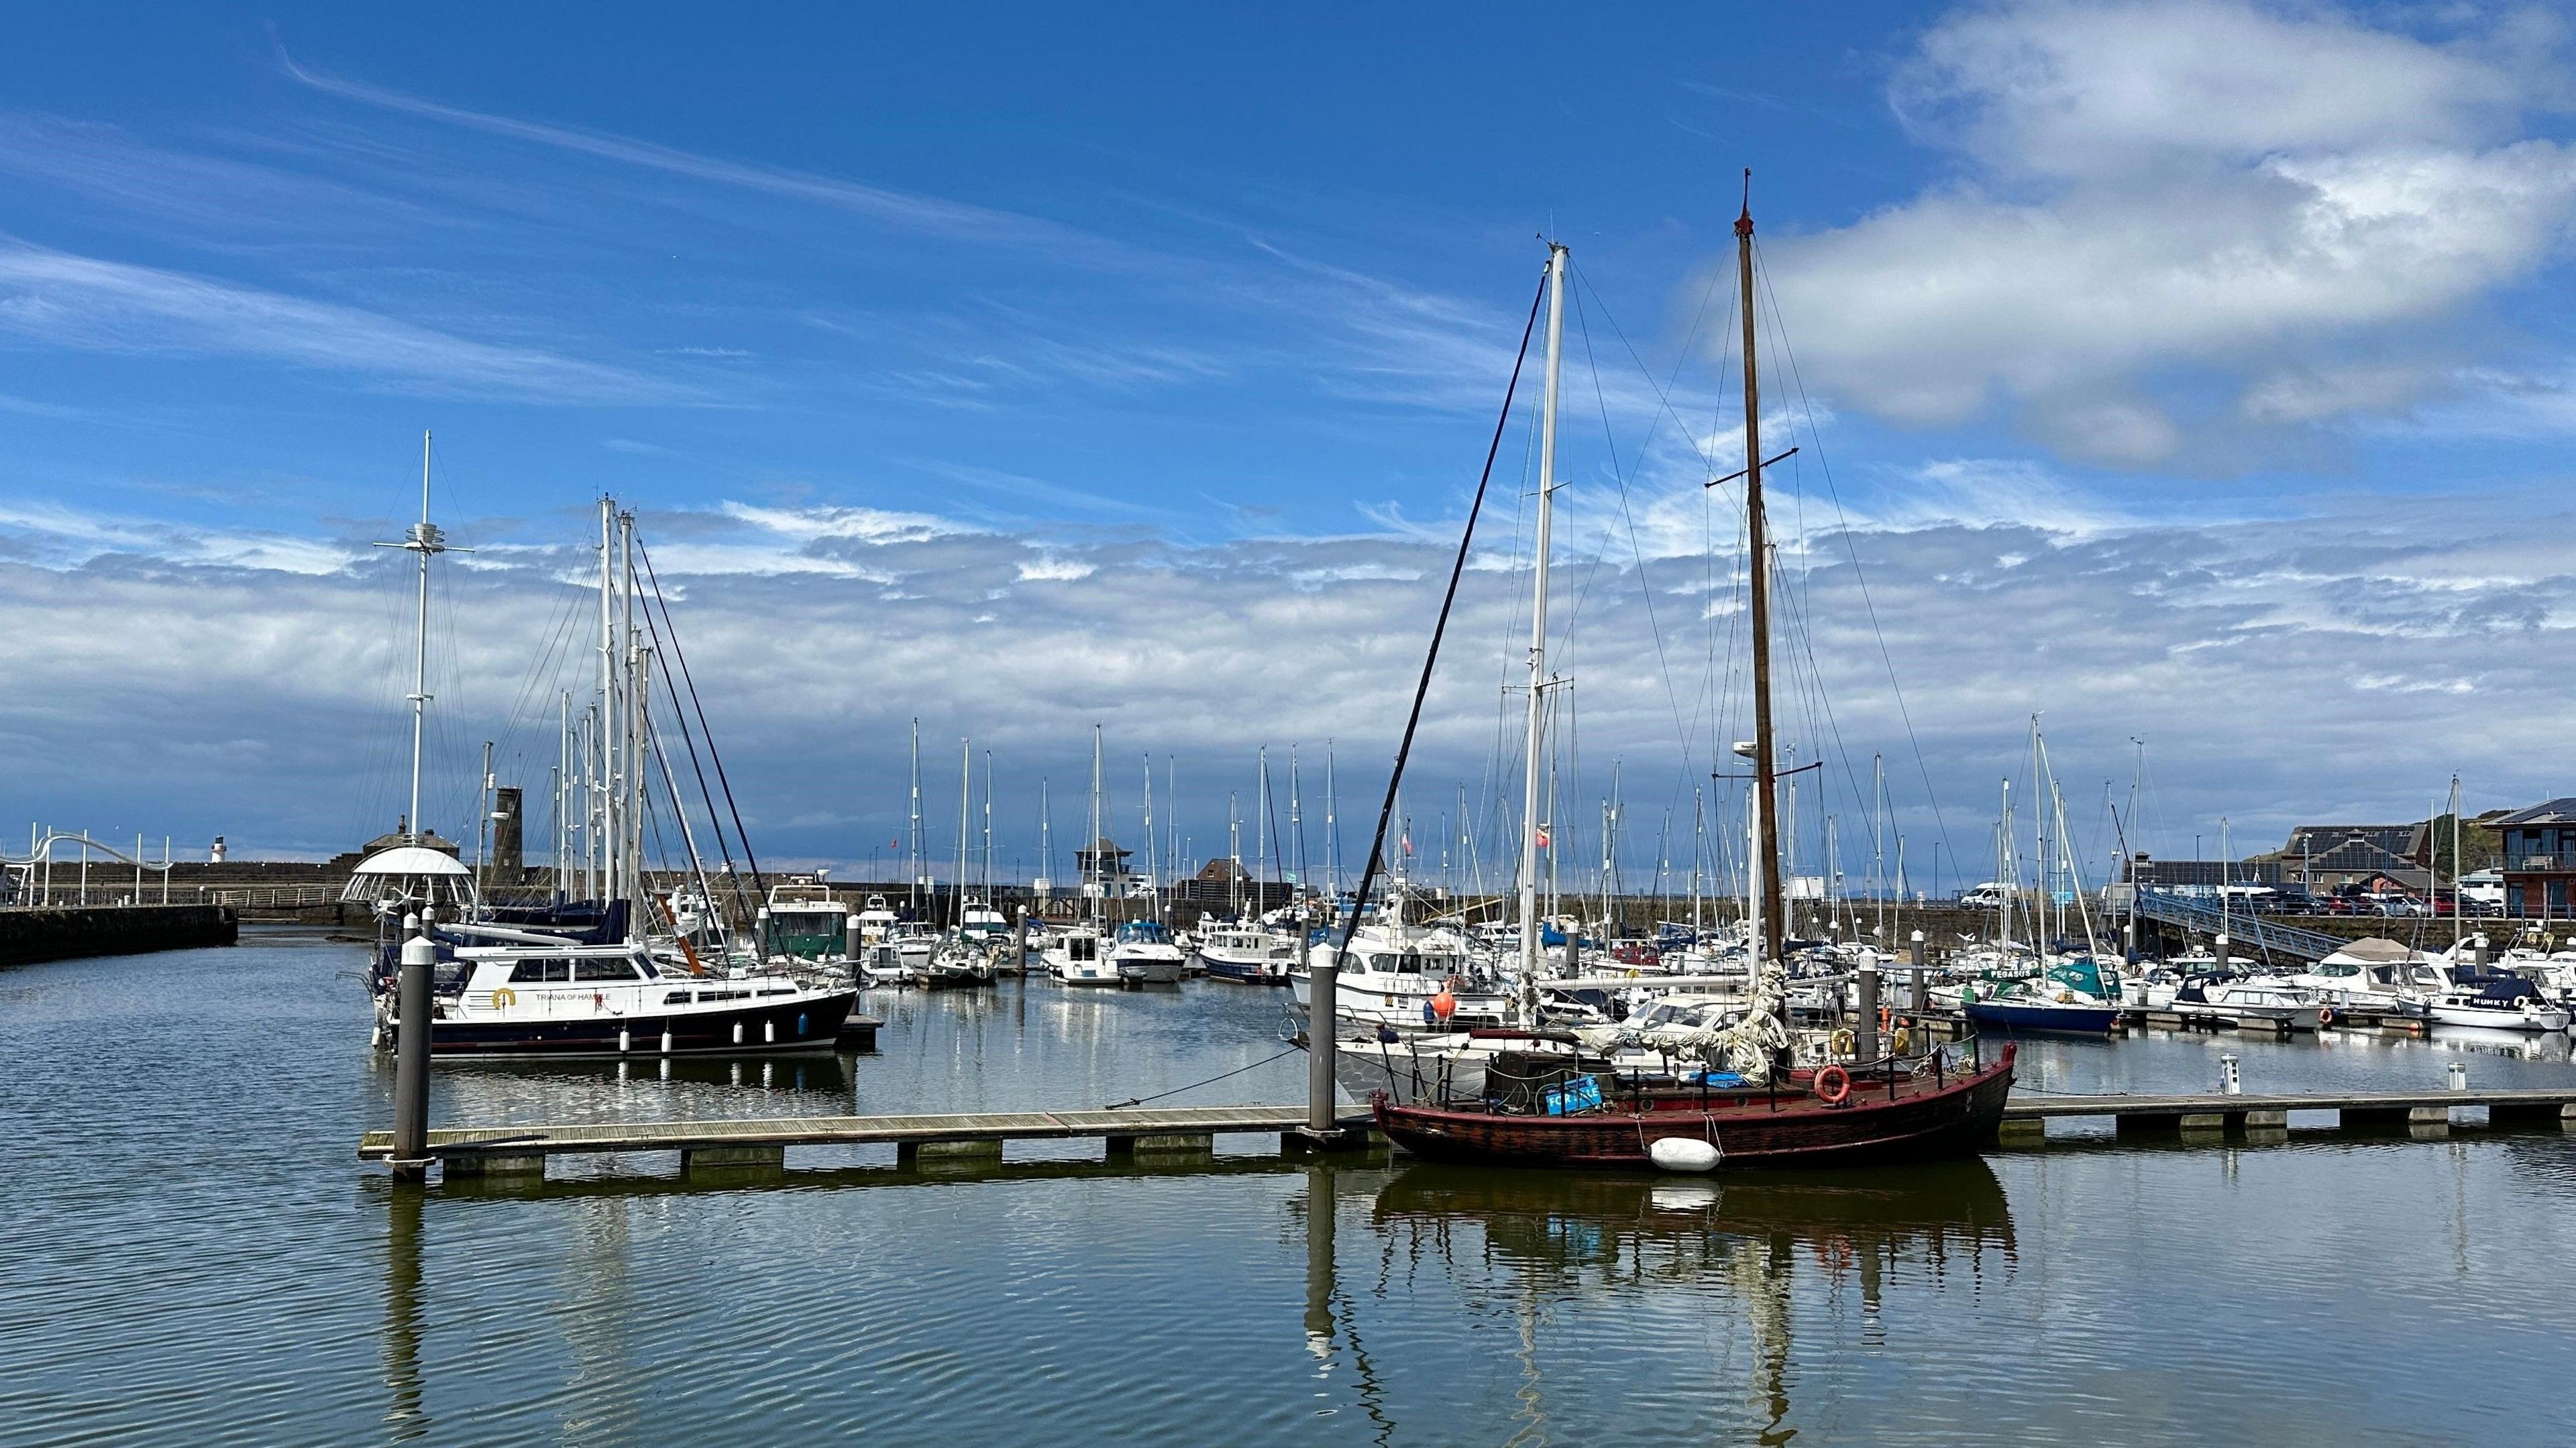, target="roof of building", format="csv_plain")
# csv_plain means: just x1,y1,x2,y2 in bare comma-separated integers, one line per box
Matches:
360,828,460,856
2272,824,2420,860
2488,797,2576,827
